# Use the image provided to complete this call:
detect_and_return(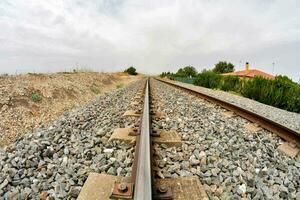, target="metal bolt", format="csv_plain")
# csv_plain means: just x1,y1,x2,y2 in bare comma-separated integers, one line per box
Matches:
118,183,128,193
158,185,168,194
